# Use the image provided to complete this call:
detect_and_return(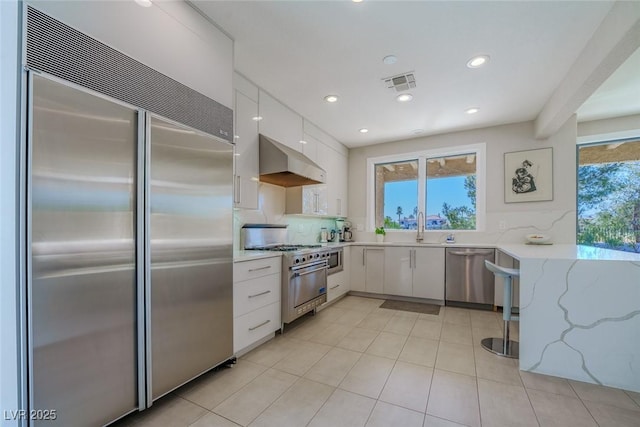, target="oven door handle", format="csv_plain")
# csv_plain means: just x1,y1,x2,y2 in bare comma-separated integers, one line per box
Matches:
293,265,328,277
